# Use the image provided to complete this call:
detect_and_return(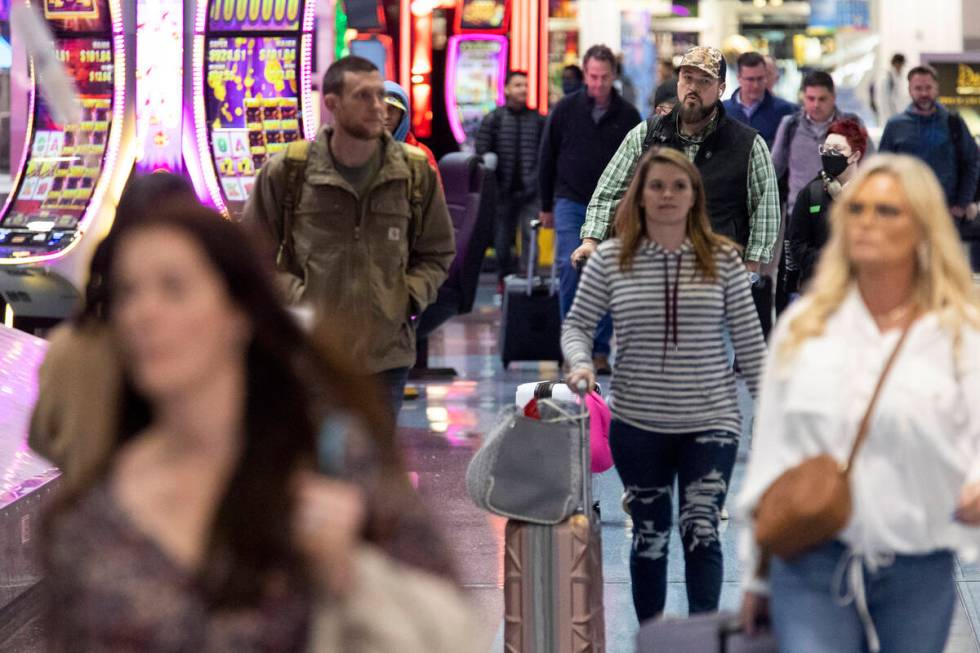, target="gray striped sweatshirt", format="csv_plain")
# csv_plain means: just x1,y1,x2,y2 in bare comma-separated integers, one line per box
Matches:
561,237,766,435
